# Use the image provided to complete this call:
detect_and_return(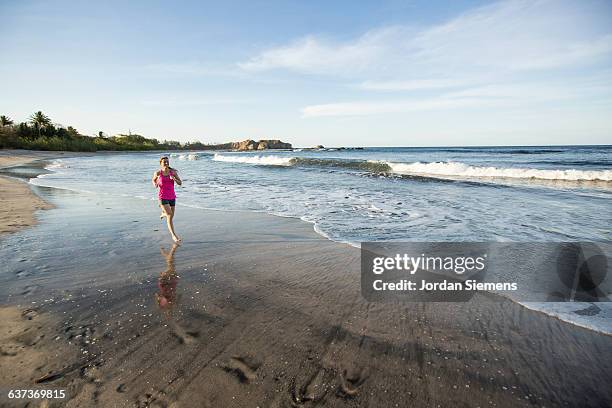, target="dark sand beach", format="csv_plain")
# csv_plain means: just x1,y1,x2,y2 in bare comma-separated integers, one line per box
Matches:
1,153,611,407
0,151,58,235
